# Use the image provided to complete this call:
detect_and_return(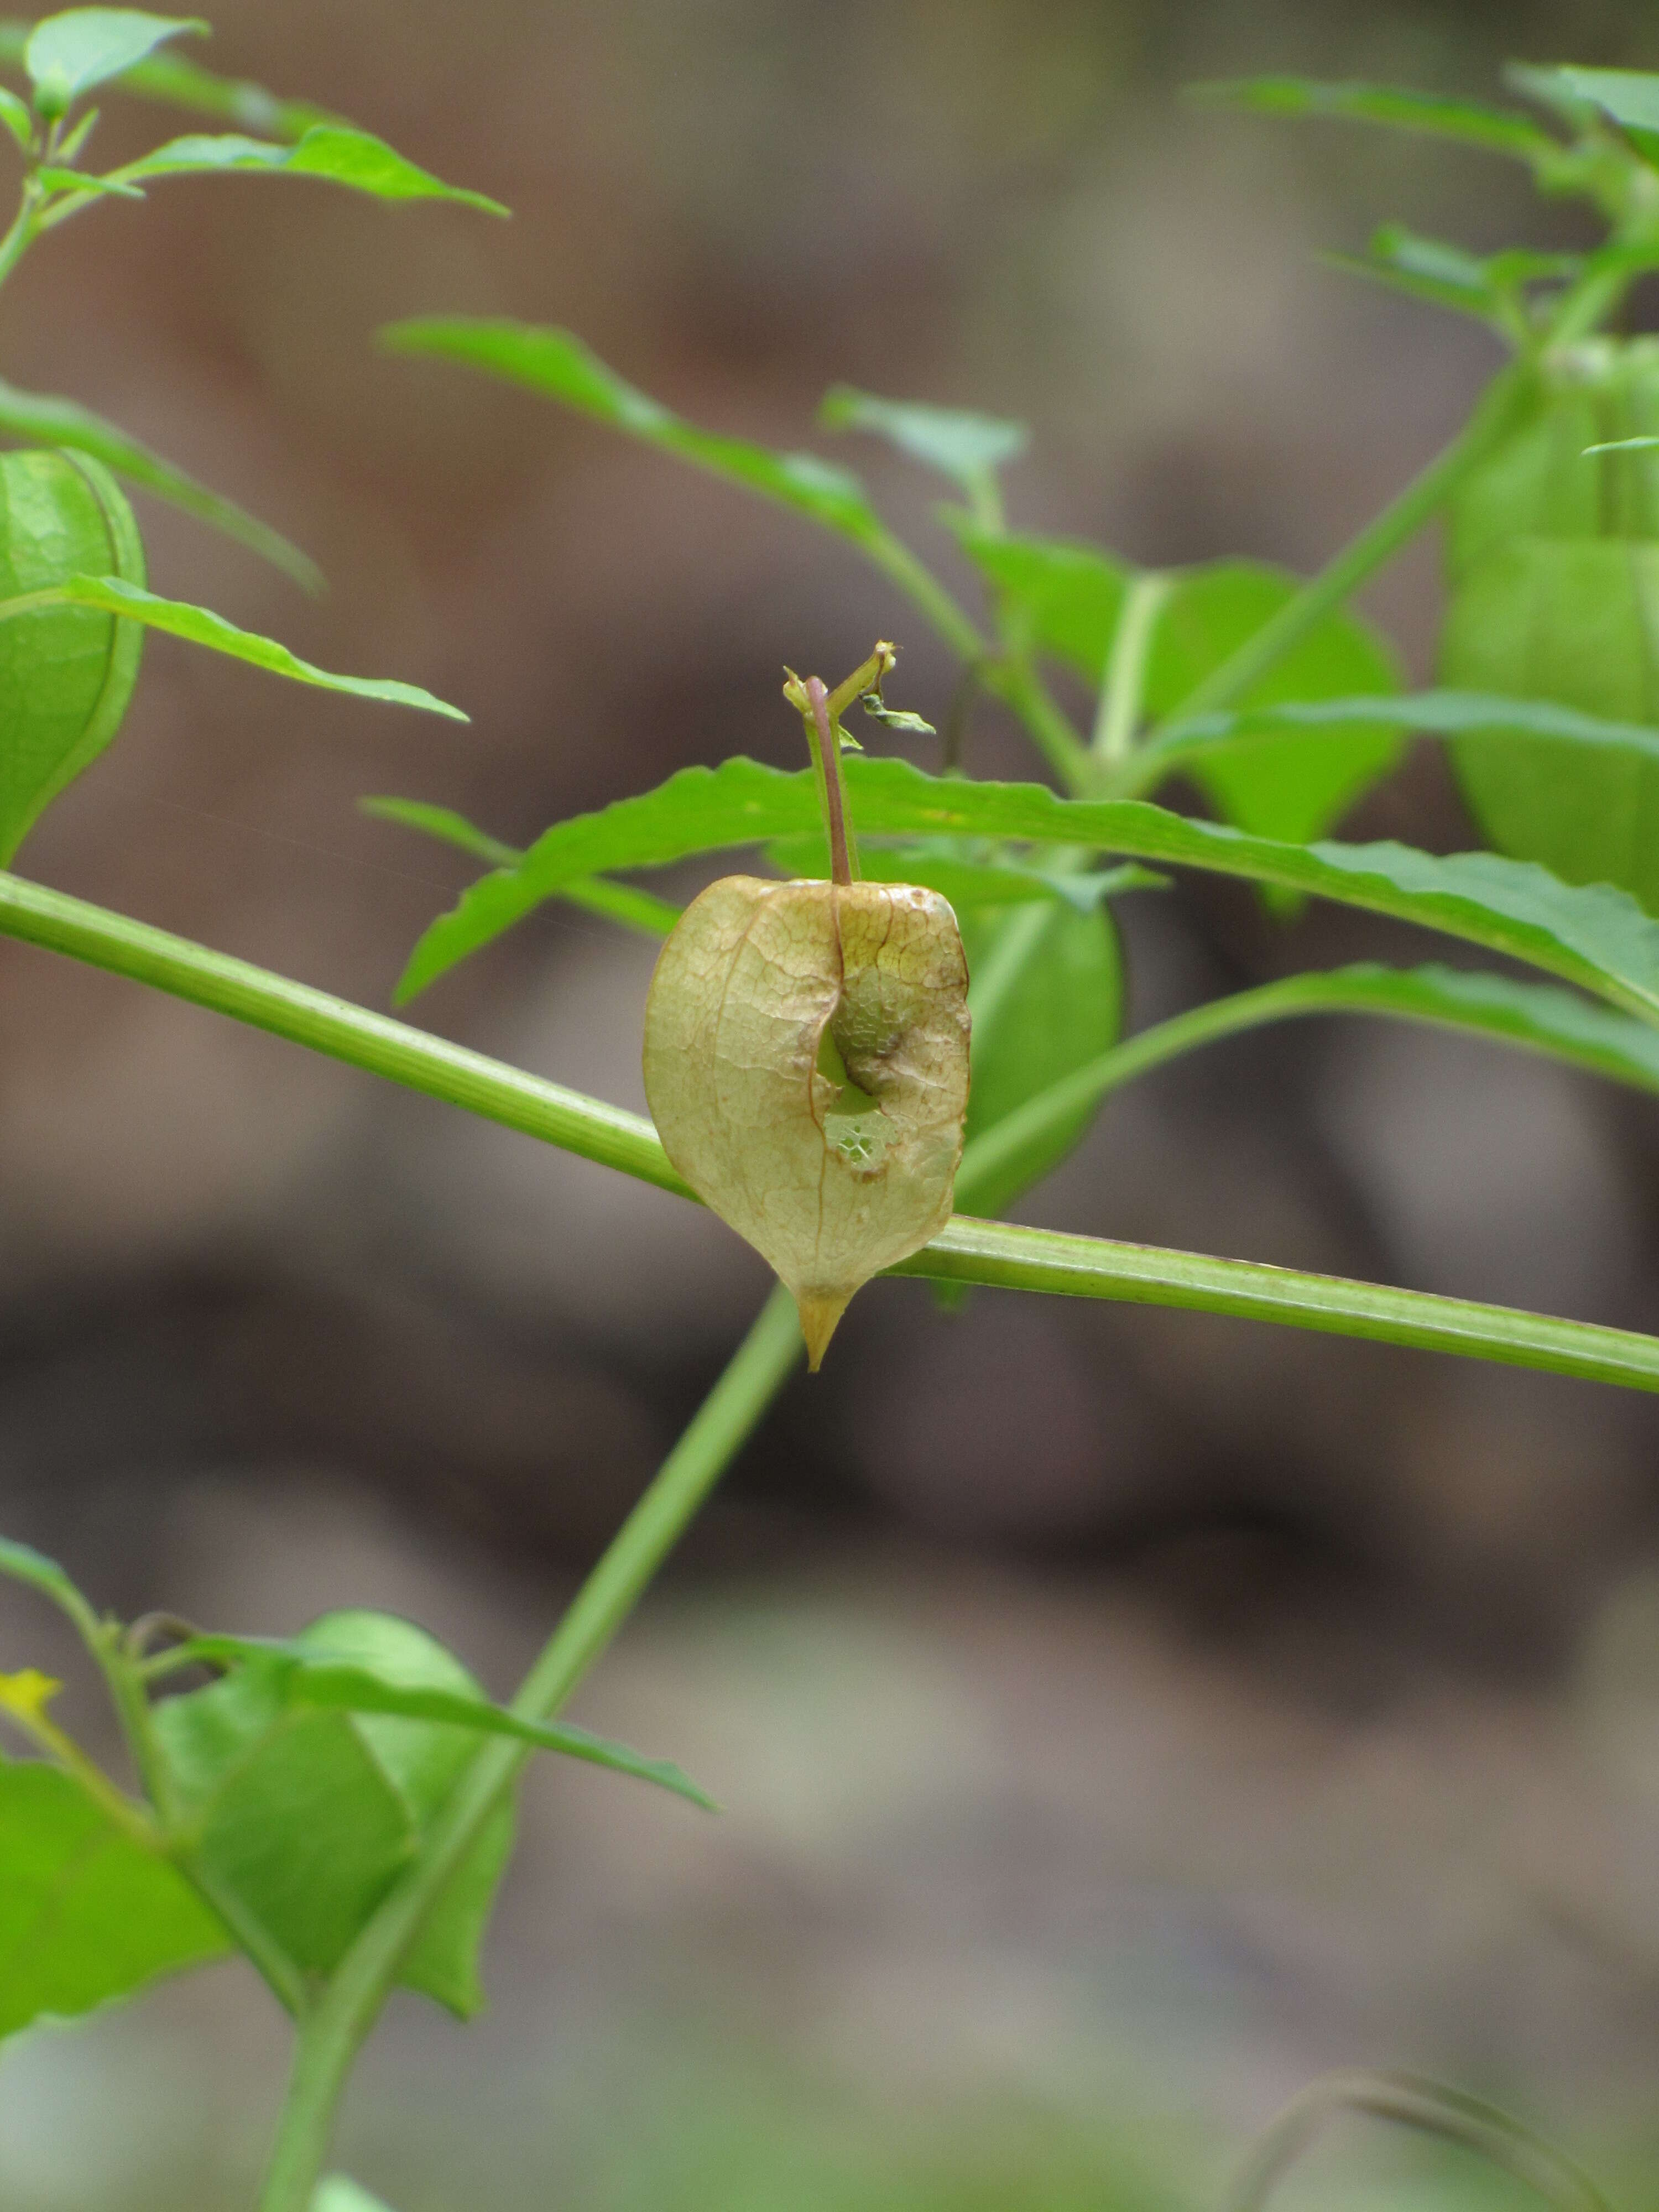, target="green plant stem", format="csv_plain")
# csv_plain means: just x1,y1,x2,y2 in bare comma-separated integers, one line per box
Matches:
0,185,39,293
8,868,1659,1390
256,1282,802,2212
904,1218,1659,1390
1092,570,1172,768
0,869,686,1194
1150,362,1533,730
